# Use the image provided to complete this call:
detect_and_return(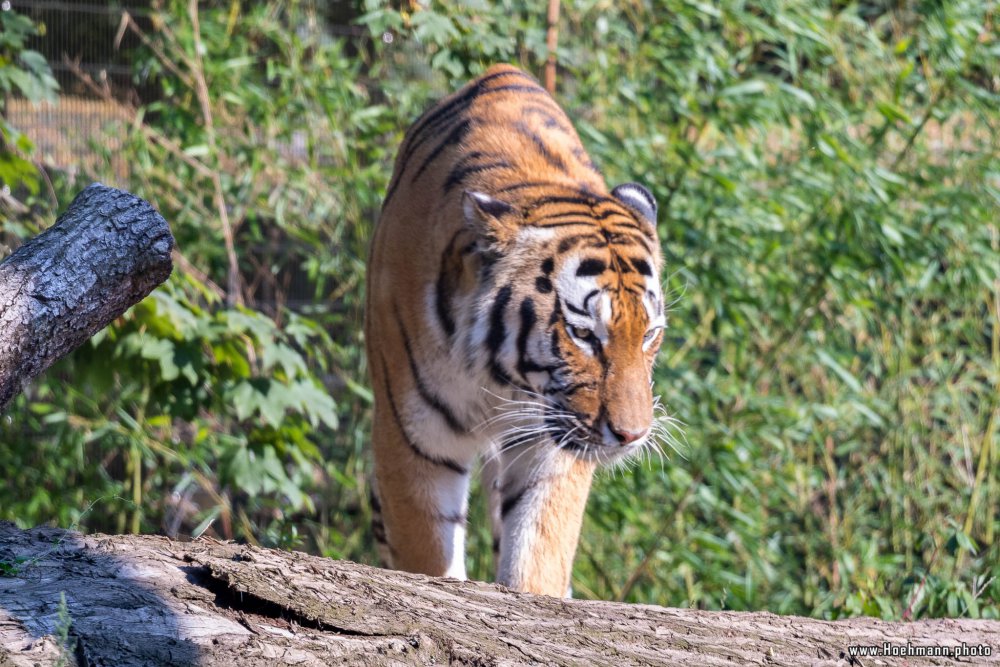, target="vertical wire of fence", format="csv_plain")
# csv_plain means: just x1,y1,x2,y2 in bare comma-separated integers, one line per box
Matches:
7,1,150,177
